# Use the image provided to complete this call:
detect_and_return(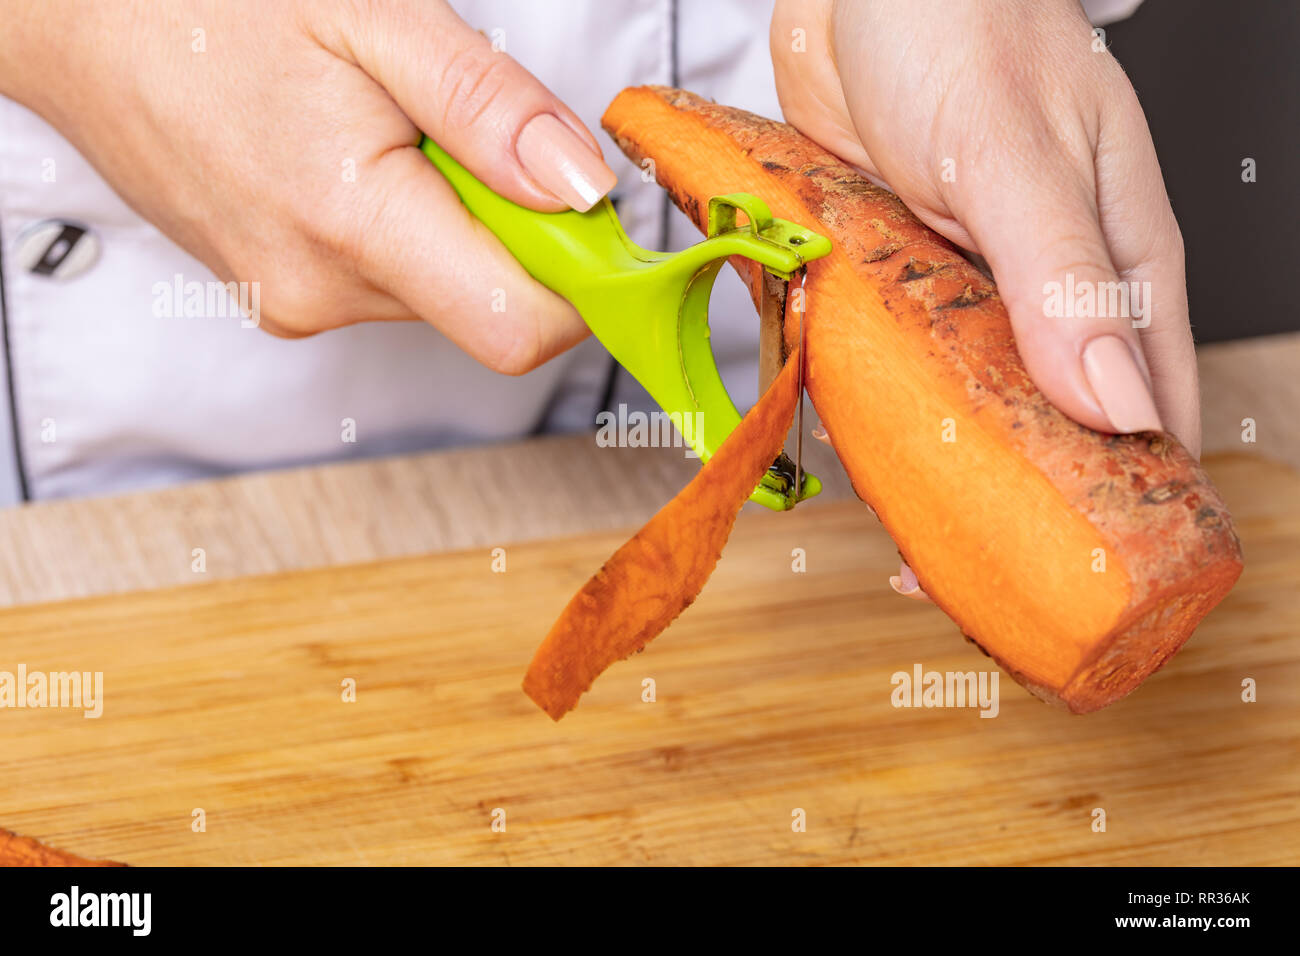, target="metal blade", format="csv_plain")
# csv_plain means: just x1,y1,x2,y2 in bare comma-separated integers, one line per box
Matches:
757,268,808,507
790,268,807,505
757,270,789,397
